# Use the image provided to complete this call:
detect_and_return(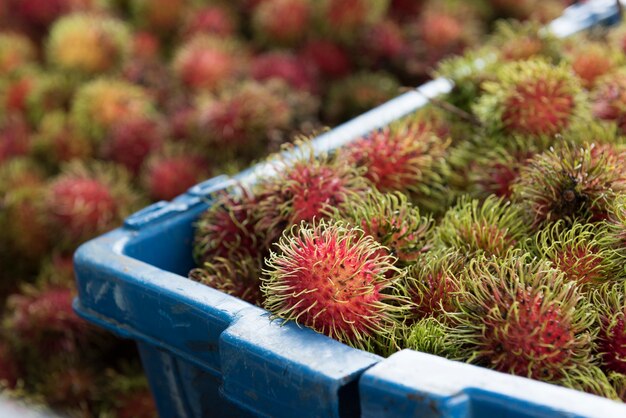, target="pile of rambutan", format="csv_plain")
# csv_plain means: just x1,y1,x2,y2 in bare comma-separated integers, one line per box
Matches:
0,0,578,415
191,18,626,404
